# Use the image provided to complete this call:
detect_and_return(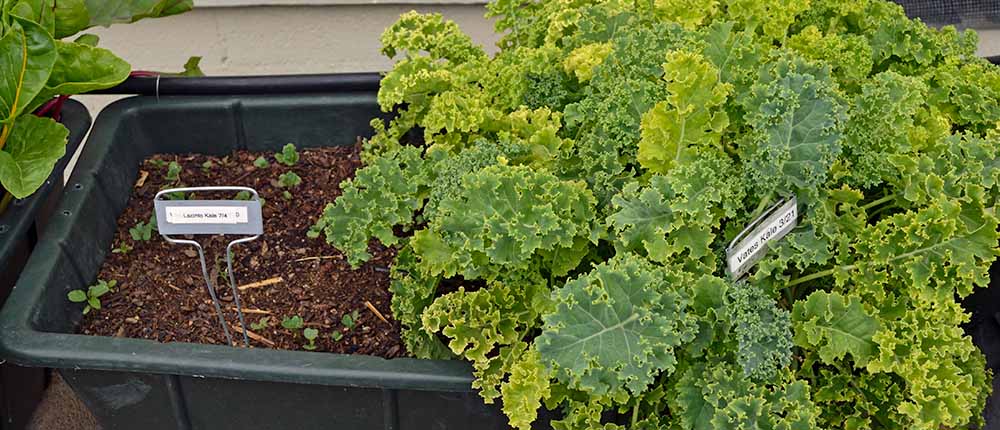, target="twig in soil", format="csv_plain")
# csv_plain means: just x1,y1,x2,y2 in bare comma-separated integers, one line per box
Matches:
232,325,275,347
364,300,390,324
237,277,283,291
135,170,149,188
293,255,341,263
165,283,182,292
233,308,272,315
